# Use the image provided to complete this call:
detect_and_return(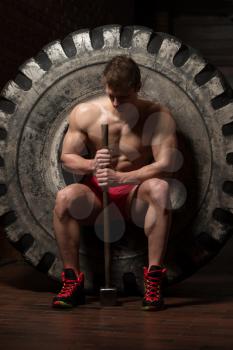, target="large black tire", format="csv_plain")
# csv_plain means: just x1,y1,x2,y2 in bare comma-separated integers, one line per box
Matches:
0,25,232,293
